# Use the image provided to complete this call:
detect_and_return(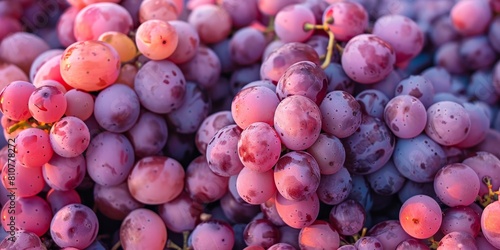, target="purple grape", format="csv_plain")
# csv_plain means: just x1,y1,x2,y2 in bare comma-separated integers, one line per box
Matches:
50,204,98,249
455,102,490,148
244,219,281,249
435,41,467,75
43,154,86,191
348,174,373,211
396,238,430,250
158,191,203,233
260,196,286,227
229,64,261,95
179,45,221,89
437,231,478,250
489,16,500,53
356,89,389,119
46,189,82,215
398,180,438,204
320,91,362,139
229,27,266,65
220,192,260,224
185,155,229,203
298,220,340,250
462,151,500,196
459,36,497,71
306,133,346,175
441,206,481,237
126,111,168,158
355,236,384,250
394,75,435,108
93,182,144,221
94,83,140,133
329,199,366,236
467,69,498,105
367,160,406,196
274,151,320,201
368,220,412,250
425,101,471,146
384,95,427,139
275,192,320,229
324,63,354,94
206,124,245,177
0,230,45,249
420,66,452,94
195,111,234,154
167,82,210,134
317,167,352,205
